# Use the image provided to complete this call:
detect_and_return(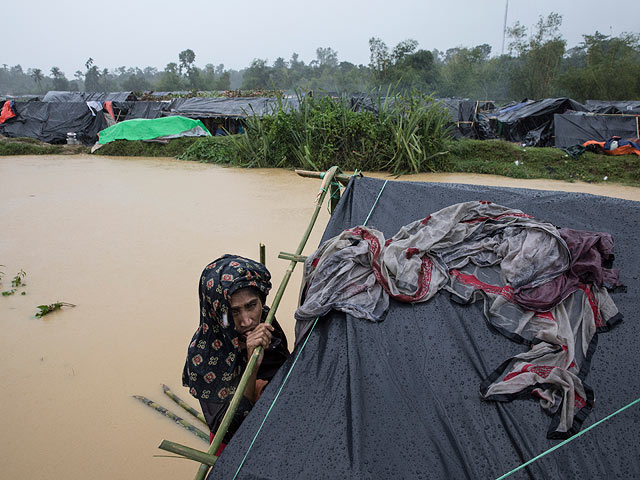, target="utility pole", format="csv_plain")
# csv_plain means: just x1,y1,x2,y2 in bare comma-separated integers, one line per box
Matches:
501,0,509,55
